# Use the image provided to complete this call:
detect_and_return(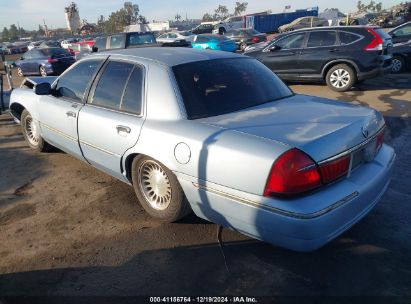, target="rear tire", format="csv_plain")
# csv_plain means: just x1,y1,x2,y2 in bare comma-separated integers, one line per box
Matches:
391,55,405,73
21,109,52,152
131,156,192,222
325,64,356,92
